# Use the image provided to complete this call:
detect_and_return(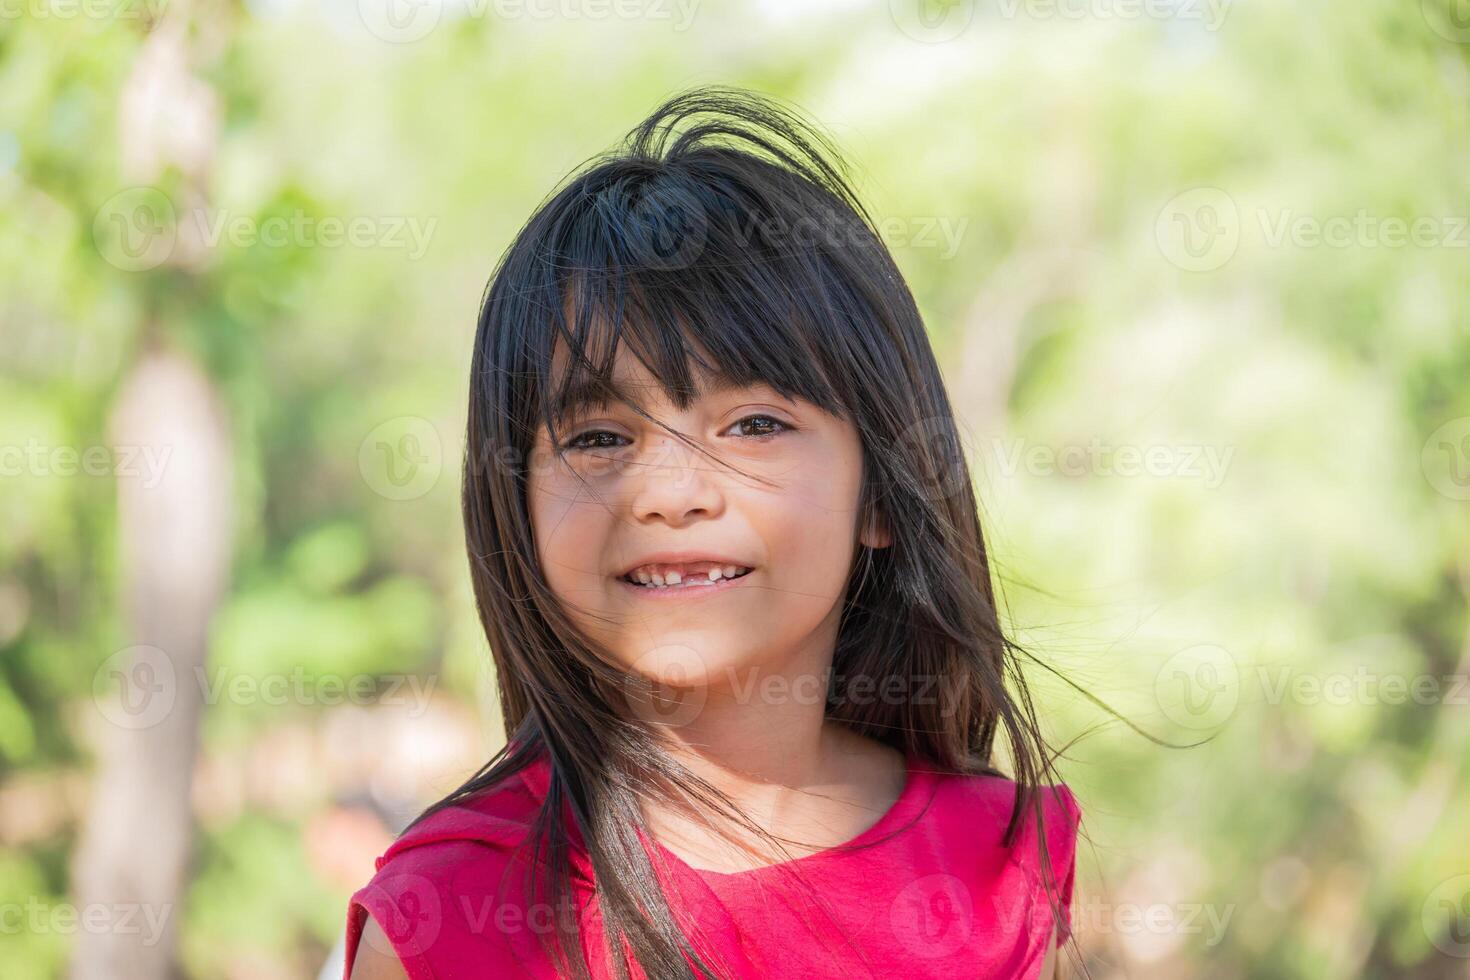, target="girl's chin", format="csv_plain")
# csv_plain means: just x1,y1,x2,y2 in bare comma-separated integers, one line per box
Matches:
618,641,736,689
616,643,816,695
